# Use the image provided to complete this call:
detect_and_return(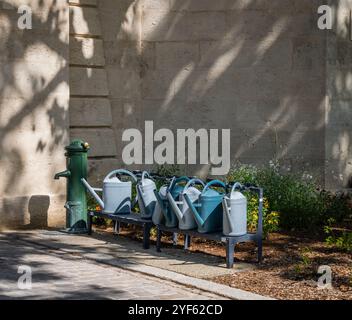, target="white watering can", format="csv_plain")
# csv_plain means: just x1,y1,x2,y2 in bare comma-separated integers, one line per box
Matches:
167,178,205,230
222,182,247,236
136,171,157,219
82,169,137,215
